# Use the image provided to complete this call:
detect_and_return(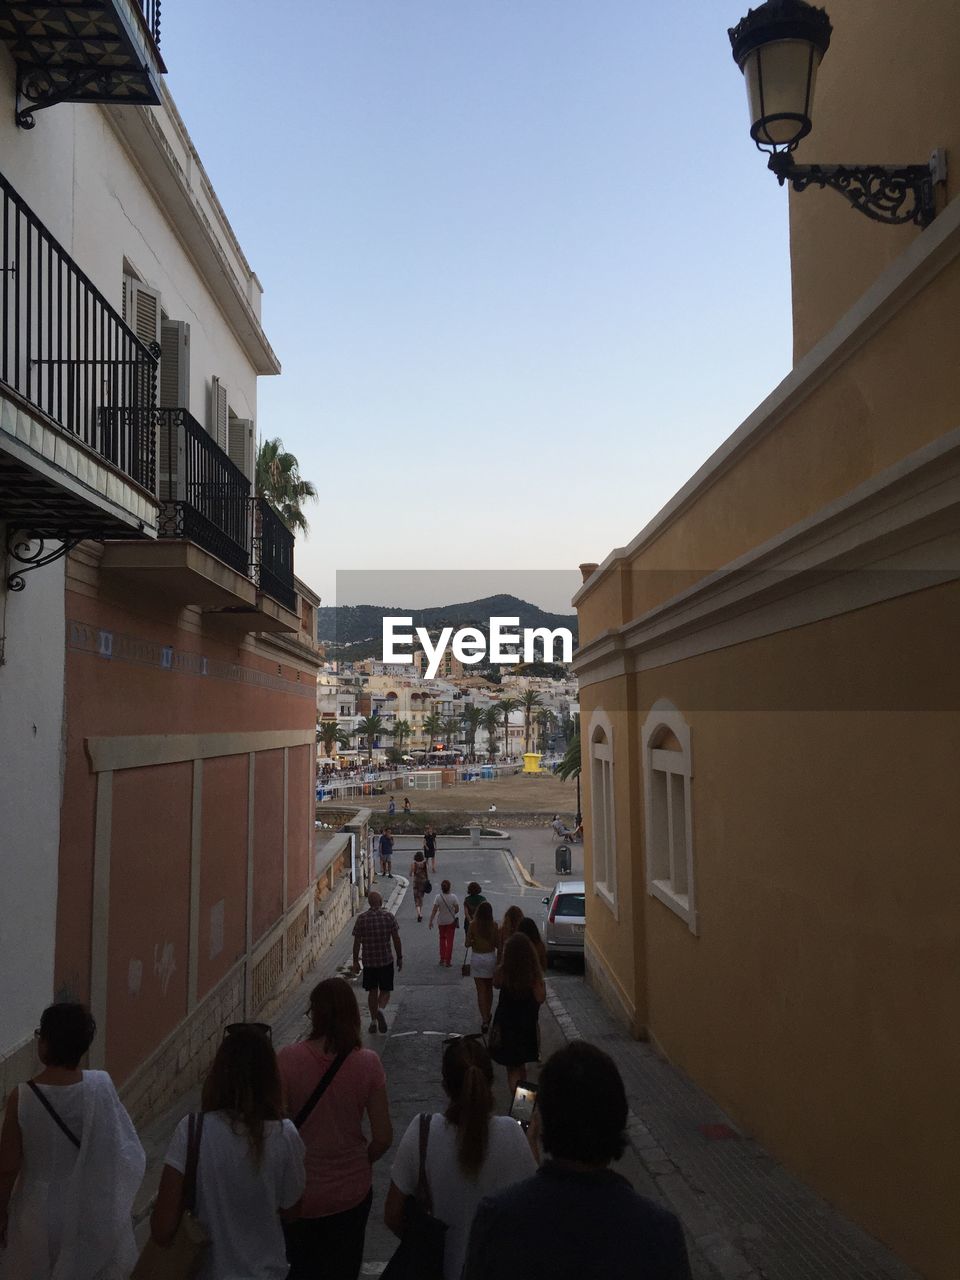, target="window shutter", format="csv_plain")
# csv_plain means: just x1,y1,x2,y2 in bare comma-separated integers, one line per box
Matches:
159,319,190,409
122,275,161,347
211,376,228,451
228,417,255,481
